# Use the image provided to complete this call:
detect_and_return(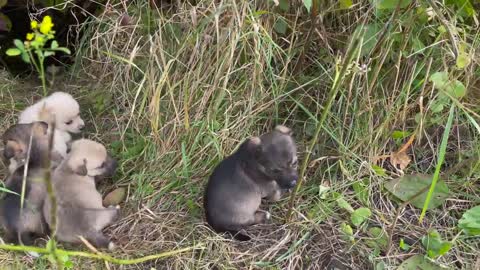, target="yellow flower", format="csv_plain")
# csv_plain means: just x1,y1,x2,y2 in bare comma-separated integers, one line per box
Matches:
30,21,38,29
26,33,34,40
39,15,54,34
